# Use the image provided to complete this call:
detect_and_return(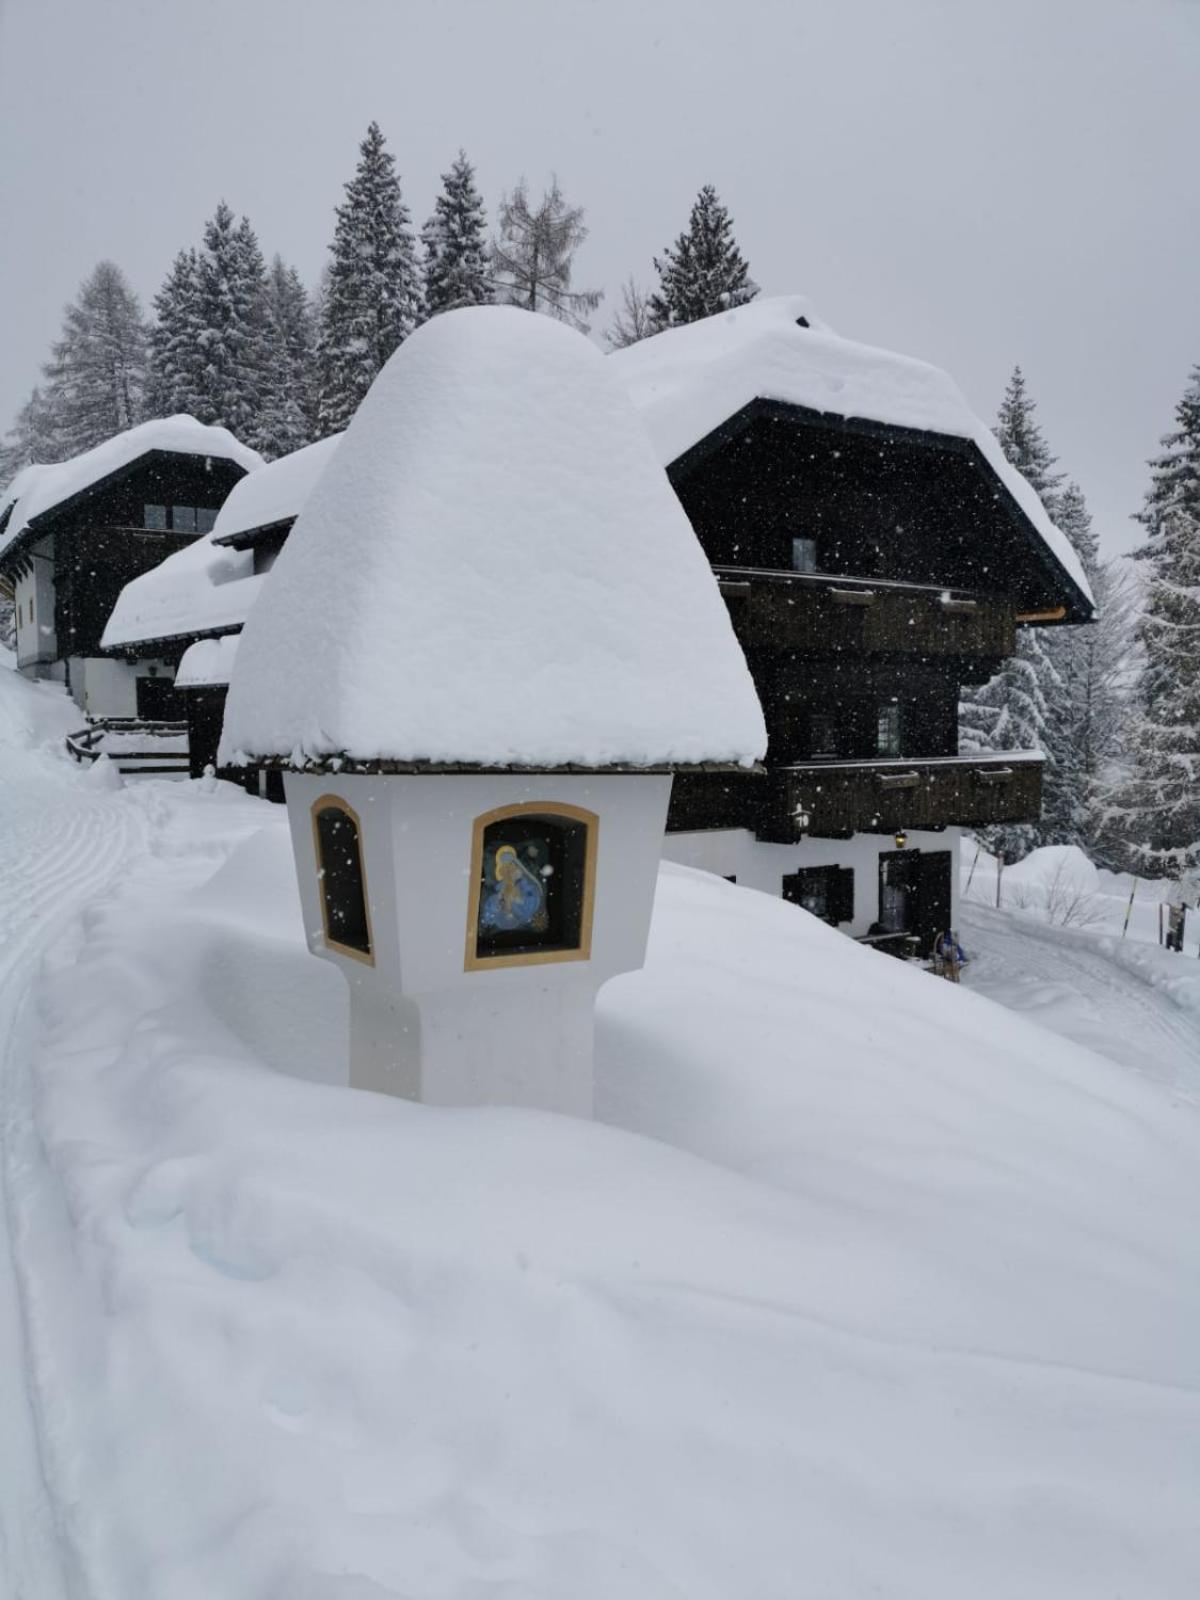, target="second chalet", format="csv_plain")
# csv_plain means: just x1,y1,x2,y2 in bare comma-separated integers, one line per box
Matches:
611,297,1093,955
